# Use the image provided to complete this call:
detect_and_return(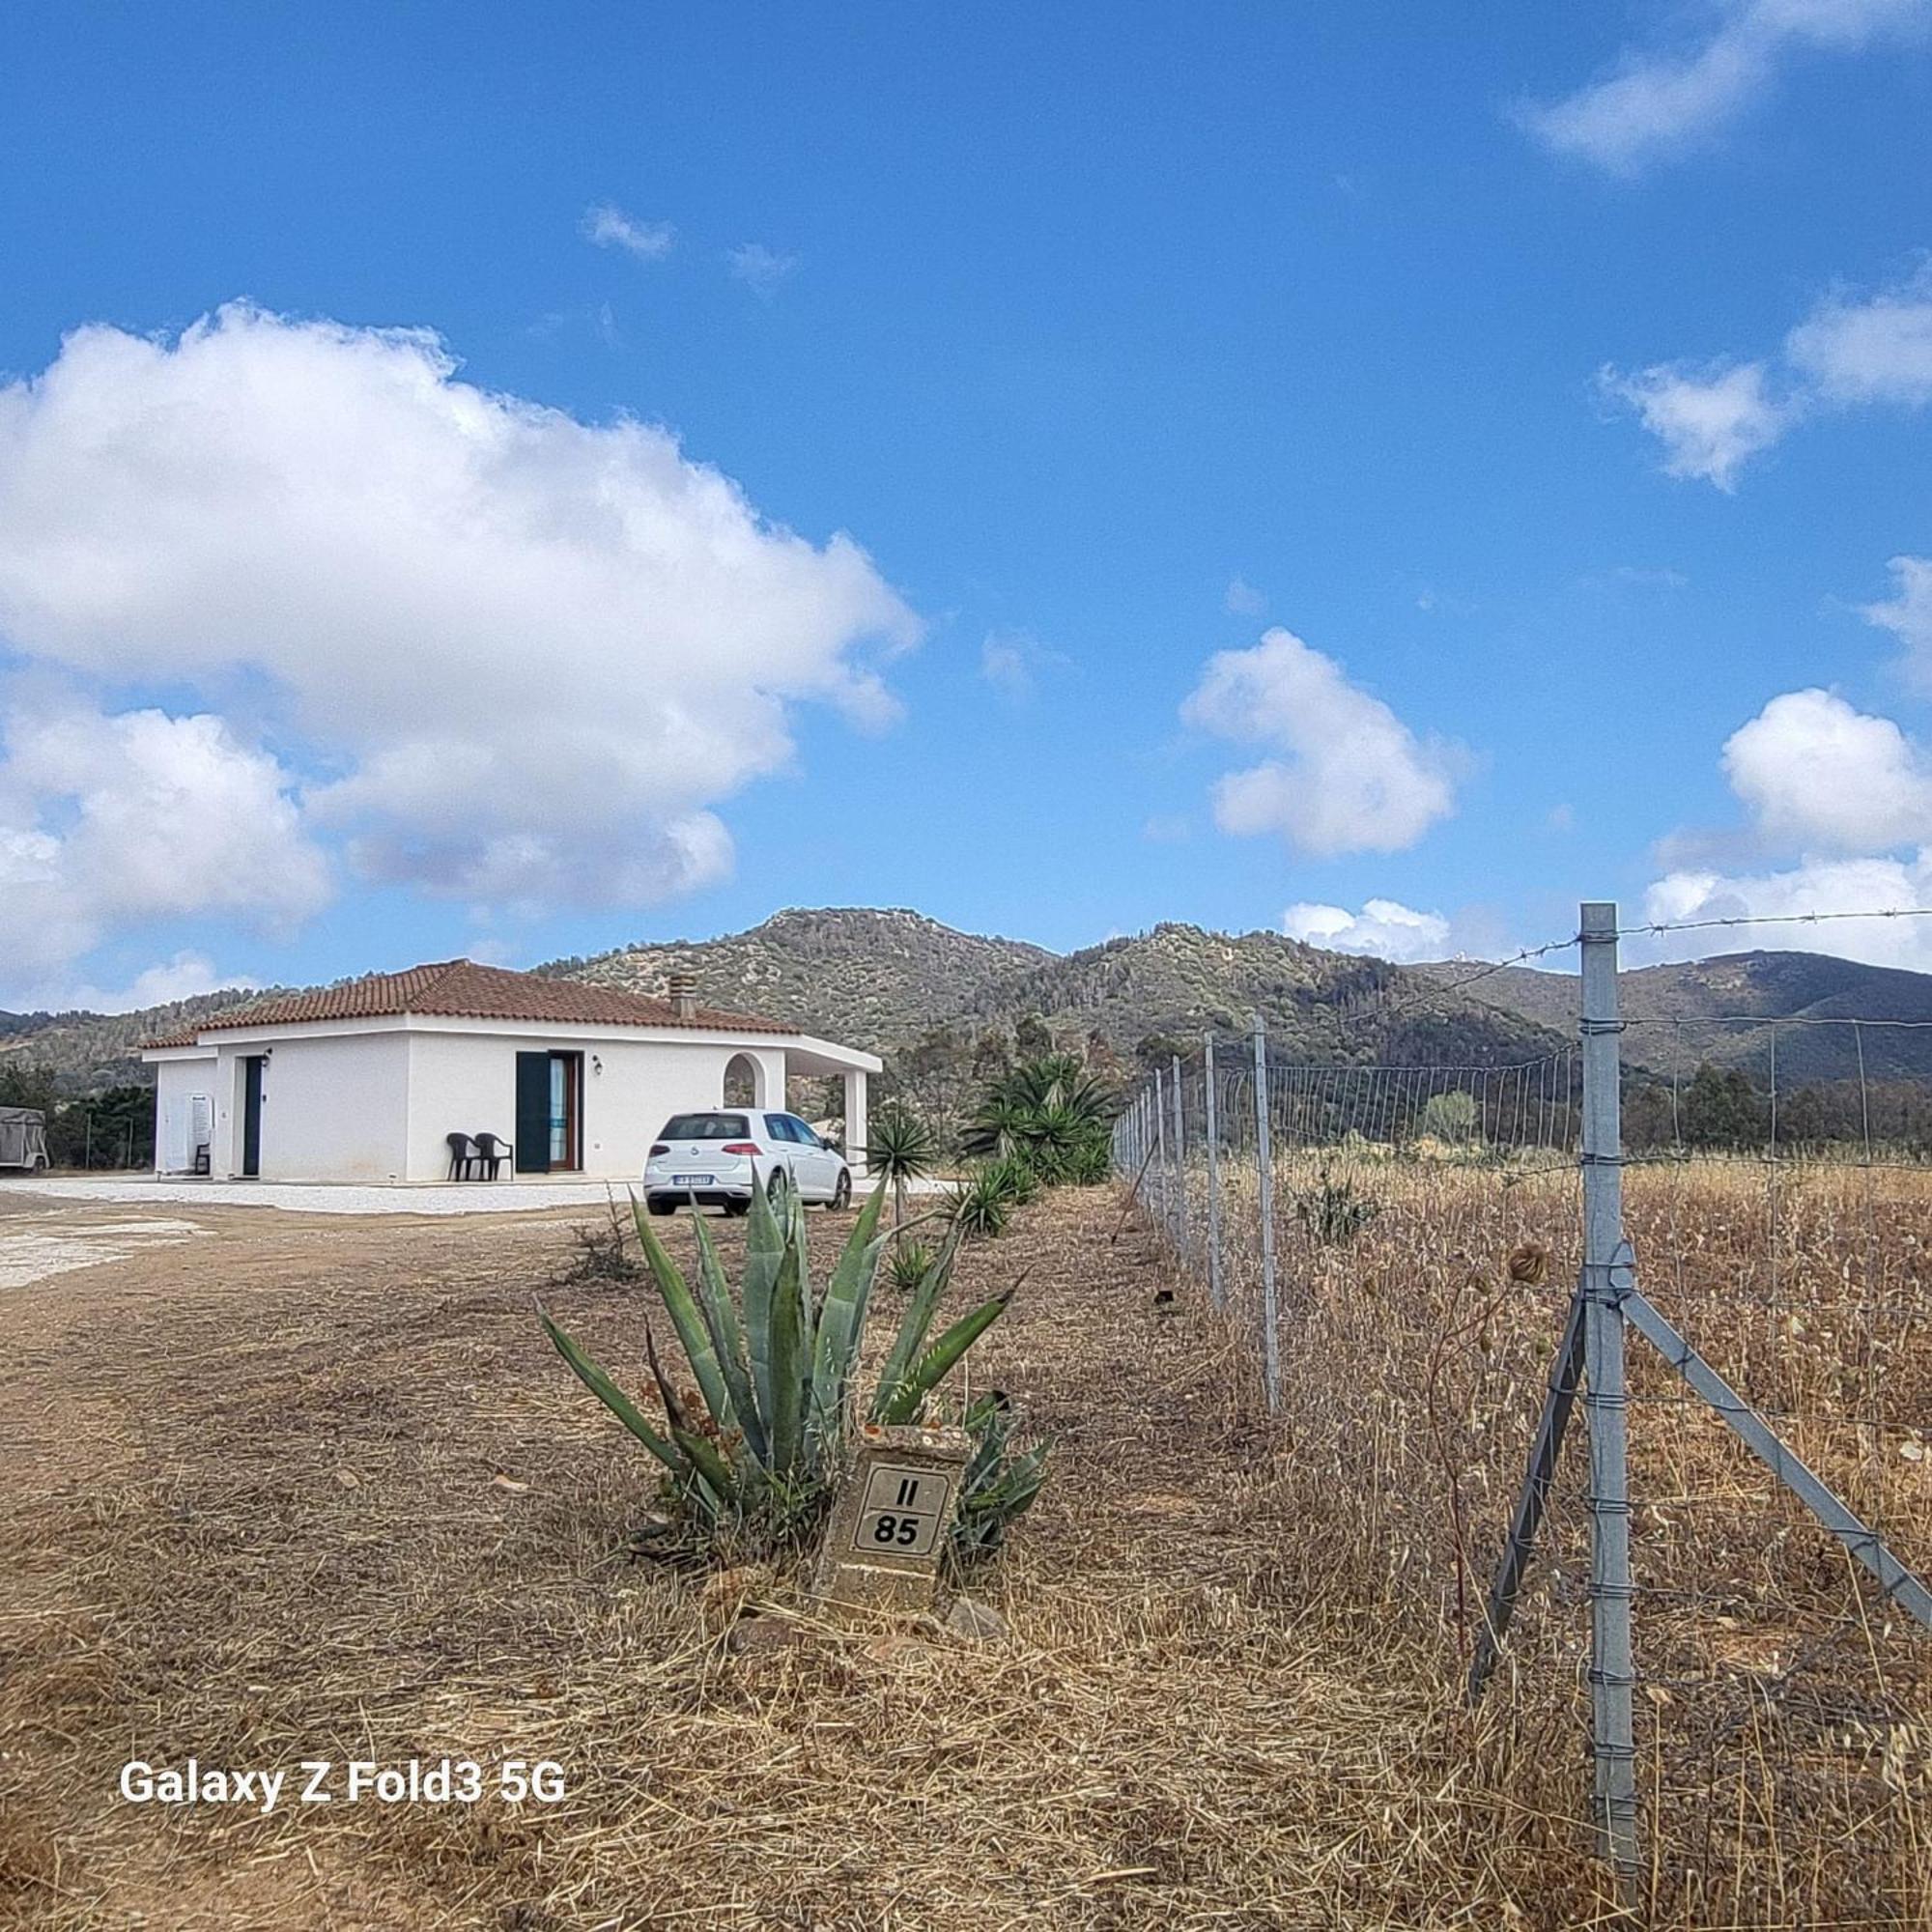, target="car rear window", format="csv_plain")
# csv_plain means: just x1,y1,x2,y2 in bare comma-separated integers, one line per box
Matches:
662,1113,749,1141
